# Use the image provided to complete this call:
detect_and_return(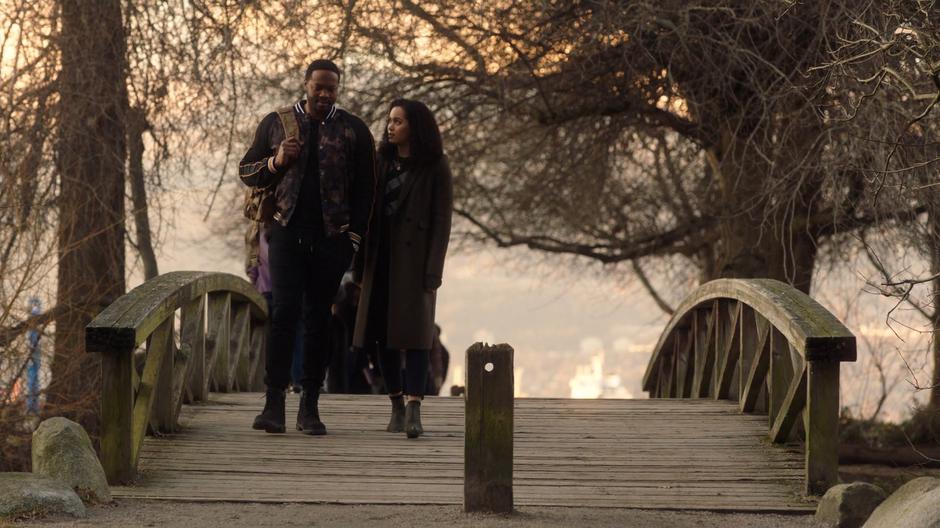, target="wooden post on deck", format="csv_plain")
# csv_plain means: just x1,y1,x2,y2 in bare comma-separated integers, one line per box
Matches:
99,344,134,483
806,358,840,495
464,342,514,513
